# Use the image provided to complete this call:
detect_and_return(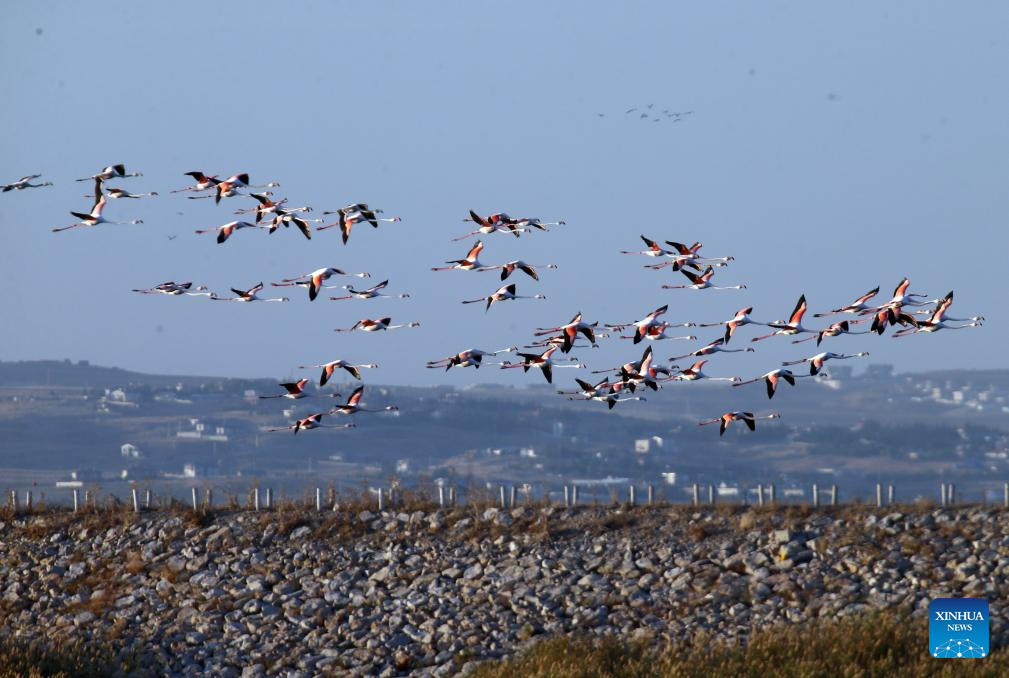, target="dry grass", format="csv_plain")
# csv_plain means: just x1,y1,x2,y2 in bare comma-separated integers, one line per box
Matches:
0,635,146,678
470,611,1007,677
